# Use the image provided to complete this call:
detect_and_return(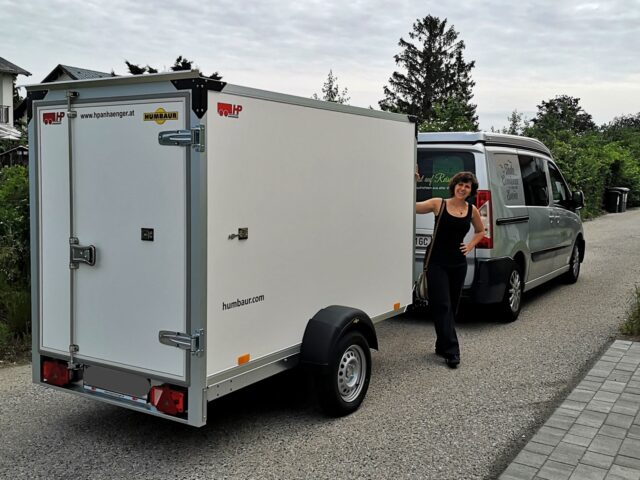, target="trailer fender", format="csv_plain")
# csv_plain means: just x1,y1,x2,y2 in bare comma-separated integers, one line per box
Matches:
300,305,378,367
